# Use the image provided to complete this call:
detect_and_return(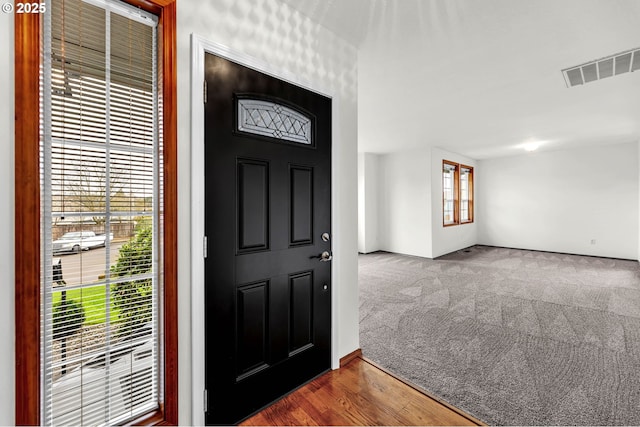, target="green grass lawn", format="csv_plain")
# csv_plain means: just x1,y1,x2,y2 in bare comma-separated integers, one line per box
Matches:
52,285,120,325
